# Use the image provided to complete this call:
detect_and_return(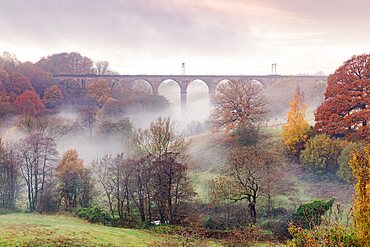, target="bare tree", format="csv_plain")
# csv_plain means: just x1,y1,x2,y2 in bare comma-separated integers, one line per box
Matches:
92,154,117,217
128,156,153,223
95,61,110,75
17,133,58,212
131,117,189,160
79,106,98,139
131,117,195,224
210,146,277,225
92,154,132,223
211,80,267,133
0,140,20,209
151,152,195,224
17,115,80,139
